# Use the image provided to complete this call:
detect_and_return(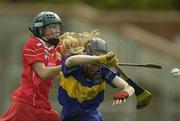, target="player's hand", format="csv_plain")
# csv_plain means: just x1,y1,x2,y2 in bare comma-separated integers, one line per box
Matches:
112,91,129,106
99,51,118,67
